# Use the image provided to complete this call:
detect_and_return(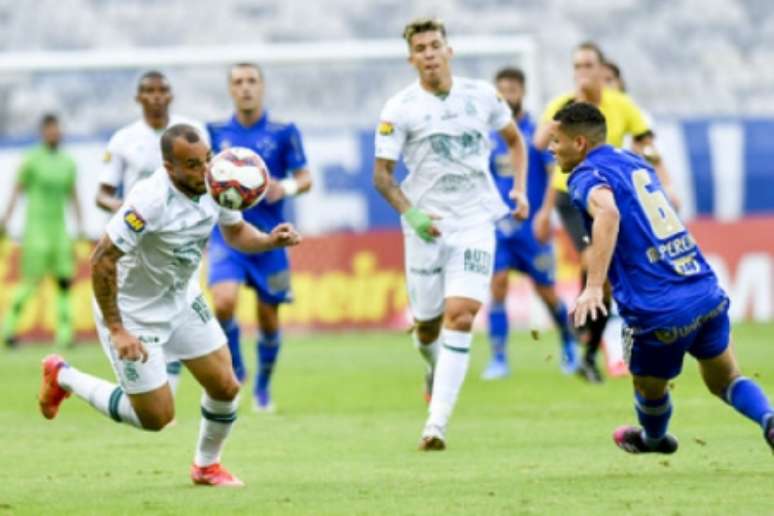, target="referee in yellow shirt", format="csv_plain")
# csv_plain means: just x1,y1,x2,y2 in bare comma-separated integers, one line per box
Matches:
533,41,679,383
